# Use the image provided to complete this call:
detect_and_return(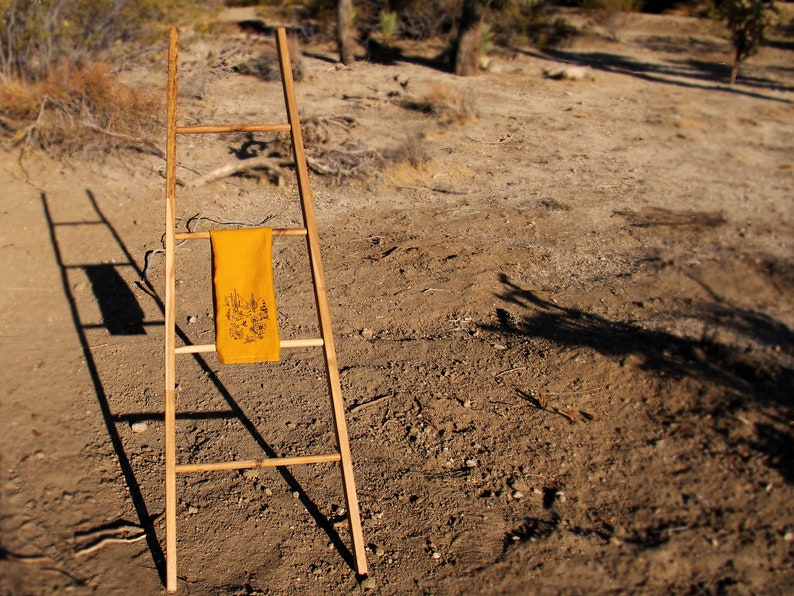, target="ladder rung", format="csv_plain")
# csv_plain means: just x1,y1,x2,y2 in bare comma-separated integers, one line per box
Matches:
174,338,324,354
175,453,341,473
174,228,307,241
176,123,291,134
